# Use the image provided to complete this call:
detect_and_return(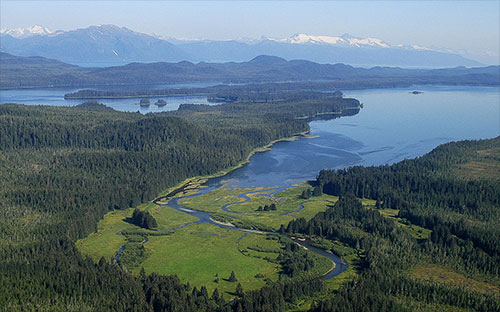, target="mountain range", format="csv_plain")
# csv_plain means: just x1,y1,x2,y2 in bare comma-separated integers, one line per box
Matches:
0,25,57,38
1,52,498,90
0,25,483,68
